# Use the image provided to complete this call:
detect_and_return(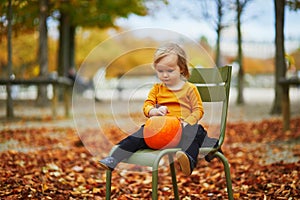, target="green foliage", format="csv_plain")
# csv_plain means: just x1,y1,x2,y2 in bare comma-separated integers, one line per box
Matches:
0,0,150,76
50,0,147,28
0,0,39,39
286,0,300,11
